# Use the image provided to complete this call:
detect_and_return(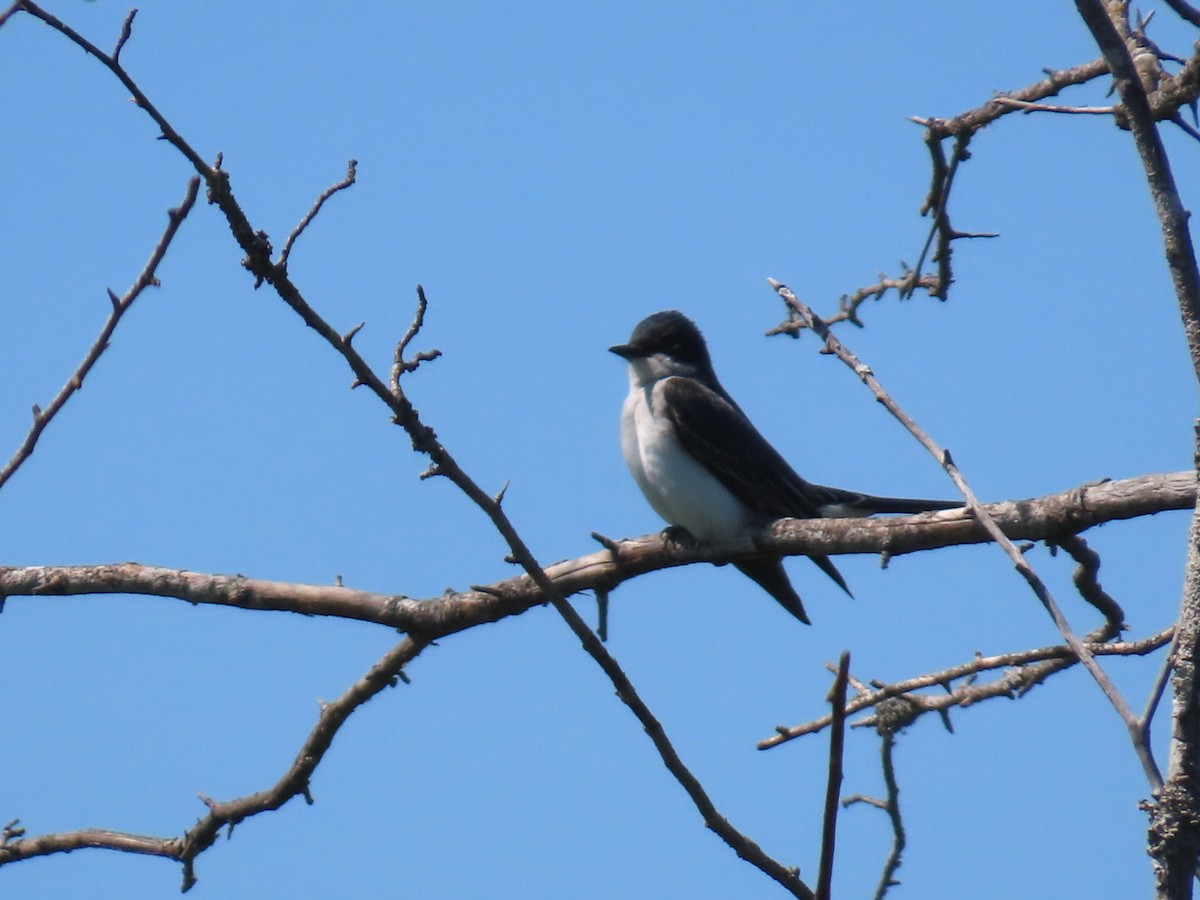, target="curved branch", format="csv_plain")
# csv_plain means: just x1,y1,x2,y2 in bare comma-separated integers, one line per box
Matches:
0,472,1191,633
0,637,425,889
